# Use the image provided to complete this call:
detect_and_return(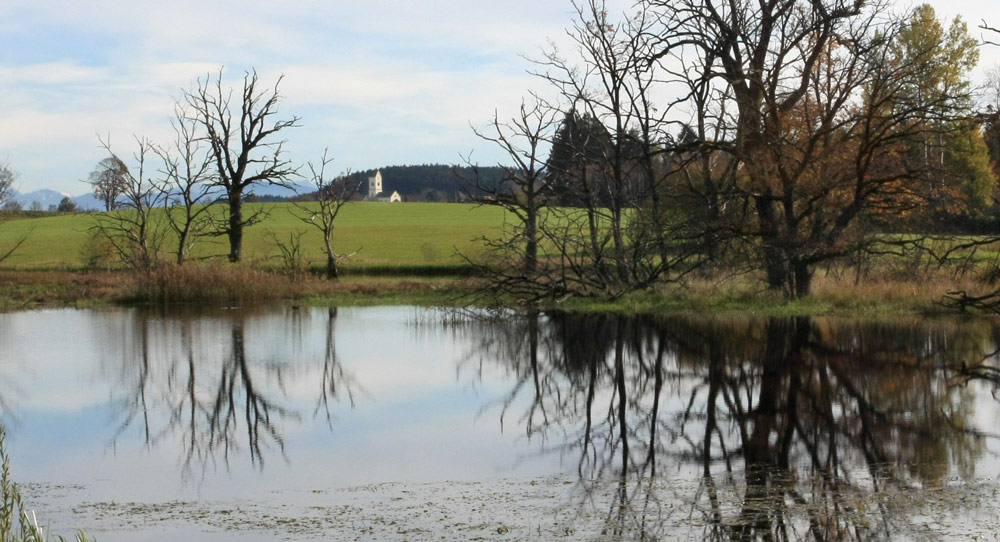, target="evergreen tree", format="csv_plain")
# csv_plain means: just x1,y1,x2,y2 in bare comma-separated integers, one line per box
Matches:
545,109,612,207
